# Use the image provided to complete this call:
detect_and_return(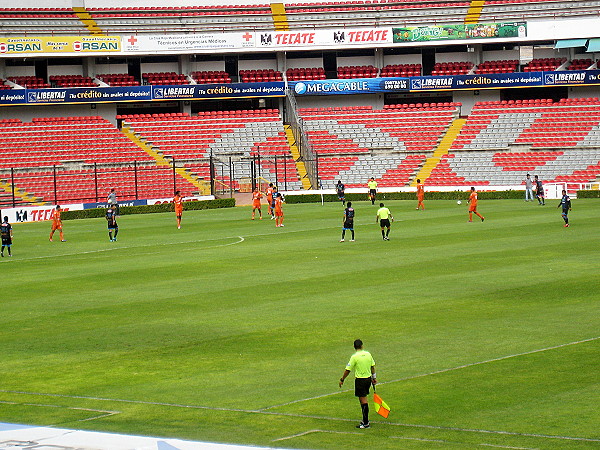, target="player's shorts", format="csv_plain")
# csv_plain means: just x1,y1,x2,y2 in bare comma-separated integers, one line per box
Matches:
252,202,261,209
51,222,62,231
337,192,345,199
354,377,372,397
343,221,354,230
275,210,283,217
175,208,183,217
469,205,477,212
380,218,390,228
1,236,11,245
369,189,376,196
108,224,118,230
